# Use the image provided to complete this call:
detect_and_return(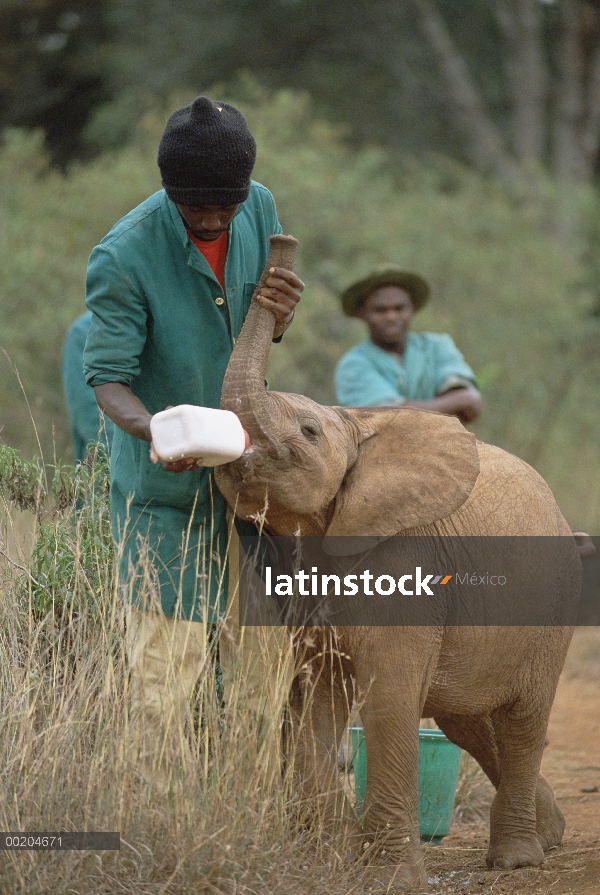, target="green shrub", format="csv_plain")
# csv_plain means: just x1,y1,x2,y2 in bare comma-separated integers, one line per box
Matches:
0,442,114,623
0,443,46,518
